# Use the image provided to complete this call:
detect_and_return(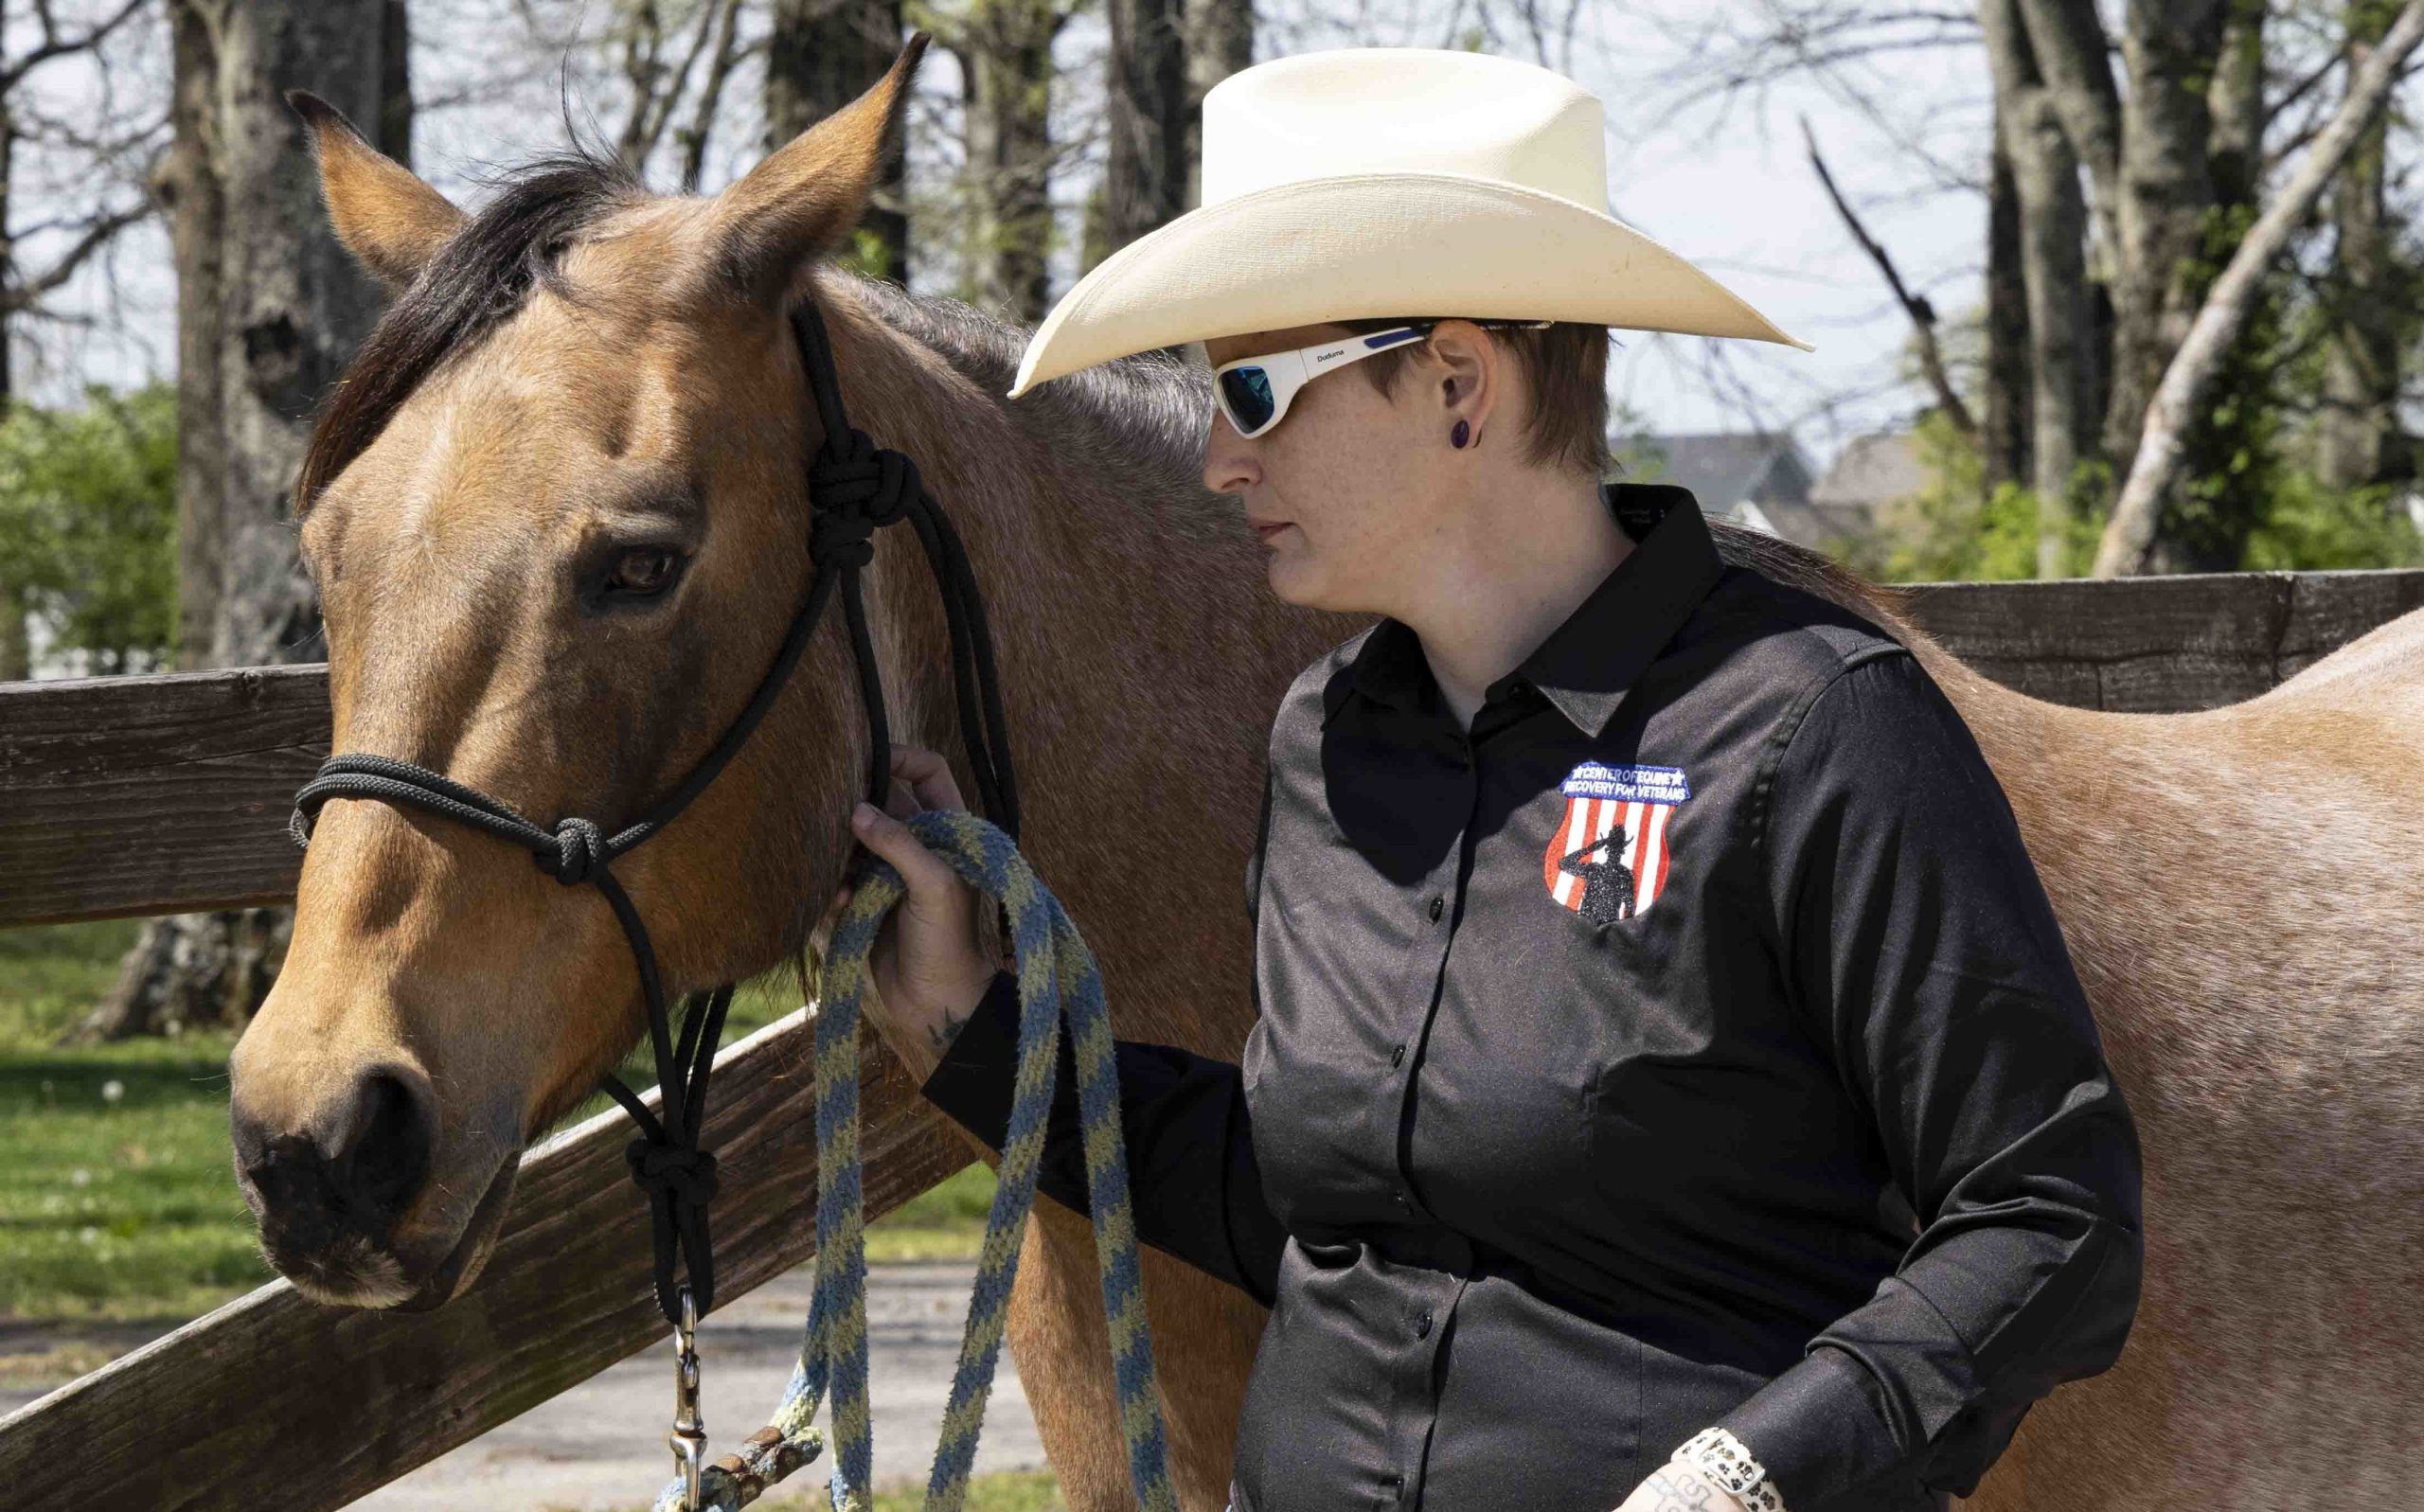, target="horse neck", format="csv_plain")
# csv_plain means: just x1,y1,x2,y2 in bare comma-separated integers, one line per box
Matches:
811,274,1272,805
